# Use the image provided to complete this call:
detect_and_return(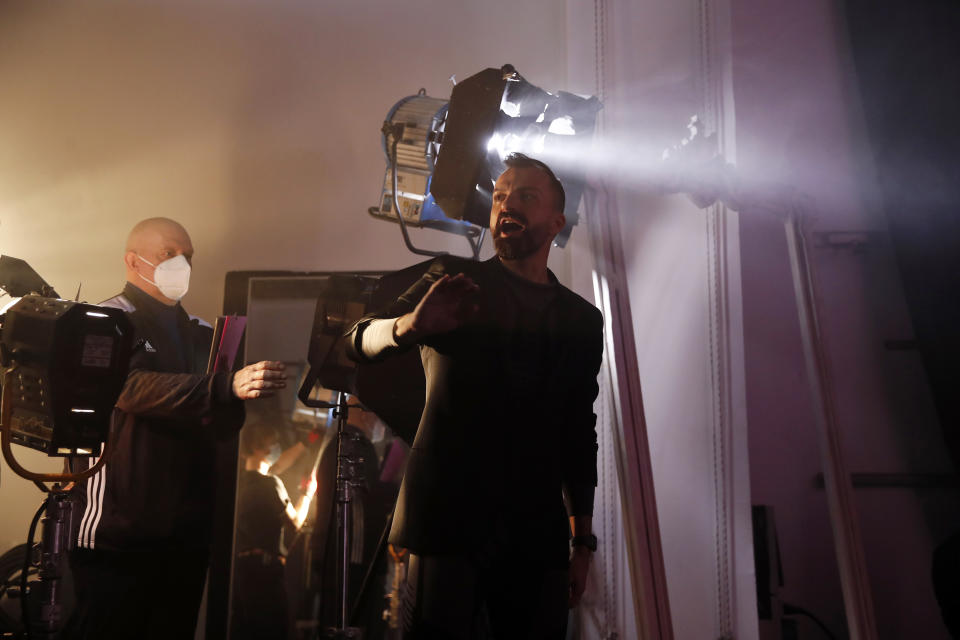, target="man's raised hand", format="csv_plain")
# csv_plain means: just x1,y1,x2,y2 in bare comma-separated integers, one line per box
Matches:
232,360,287,399
395,273,479,343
